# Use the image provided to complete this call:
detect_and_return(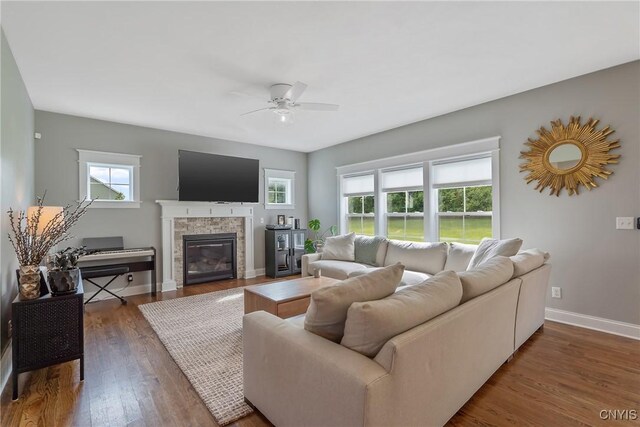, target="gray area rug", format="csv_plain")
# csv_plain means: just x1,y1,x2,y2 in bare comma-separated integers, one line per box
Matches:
139,287,253,426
